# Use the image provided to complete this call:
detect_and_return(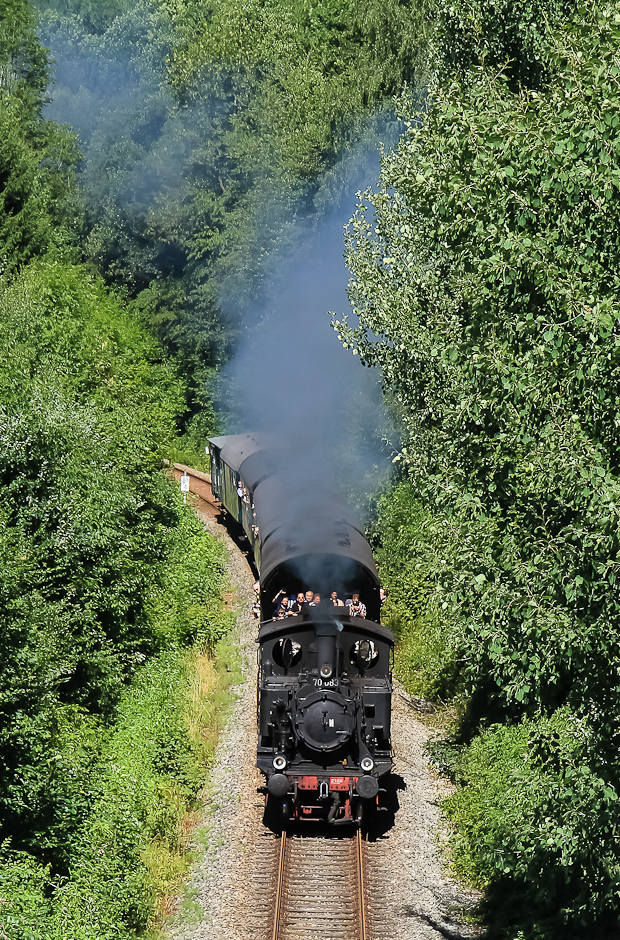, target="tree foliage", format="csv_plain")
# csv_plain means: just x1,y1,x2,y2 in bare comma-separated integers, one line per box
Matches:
445,710,620,928
1,0,50,108
373,478,462,699
0,0,78,275
339,2,620,930
0,261,229,936
342,2,620,721
31,0,428,444
0,261,176,836
431,0,577,88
